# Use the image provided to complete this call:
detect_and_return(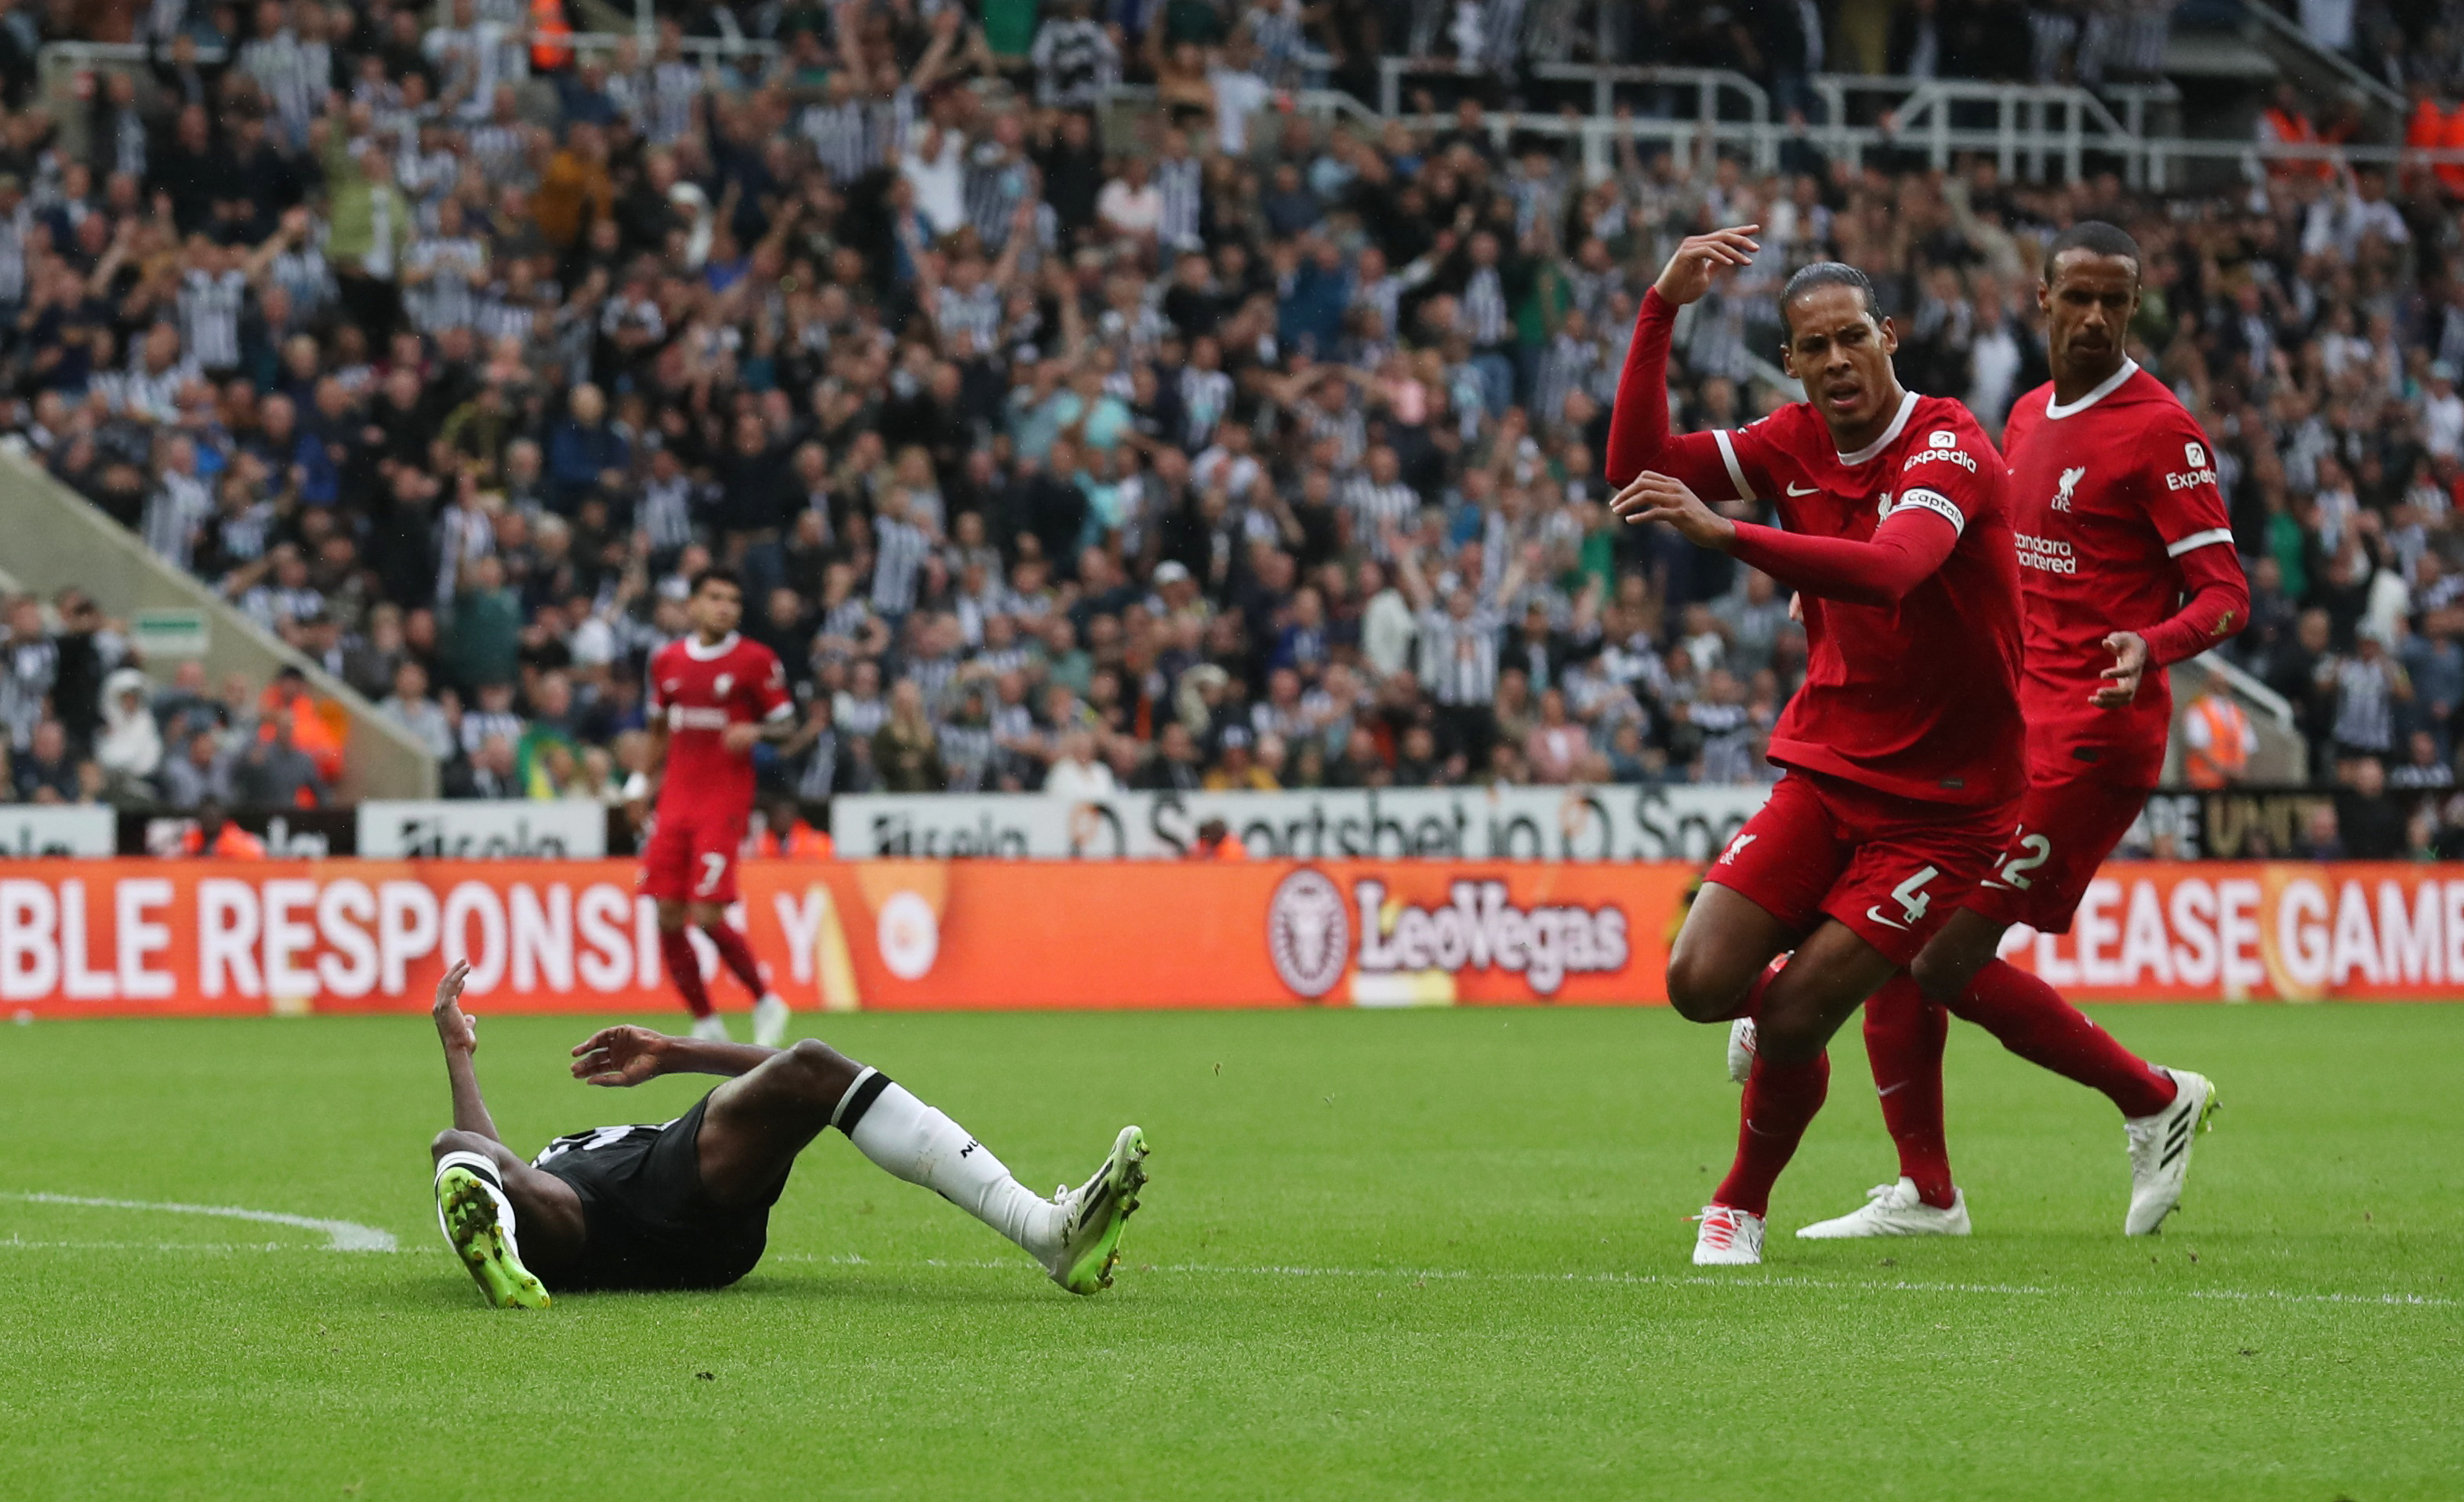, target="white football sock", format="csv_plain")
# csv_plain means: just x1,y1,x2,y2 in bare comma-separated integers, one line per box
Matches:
835,1070,1058,1257
434,1150,526,1262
